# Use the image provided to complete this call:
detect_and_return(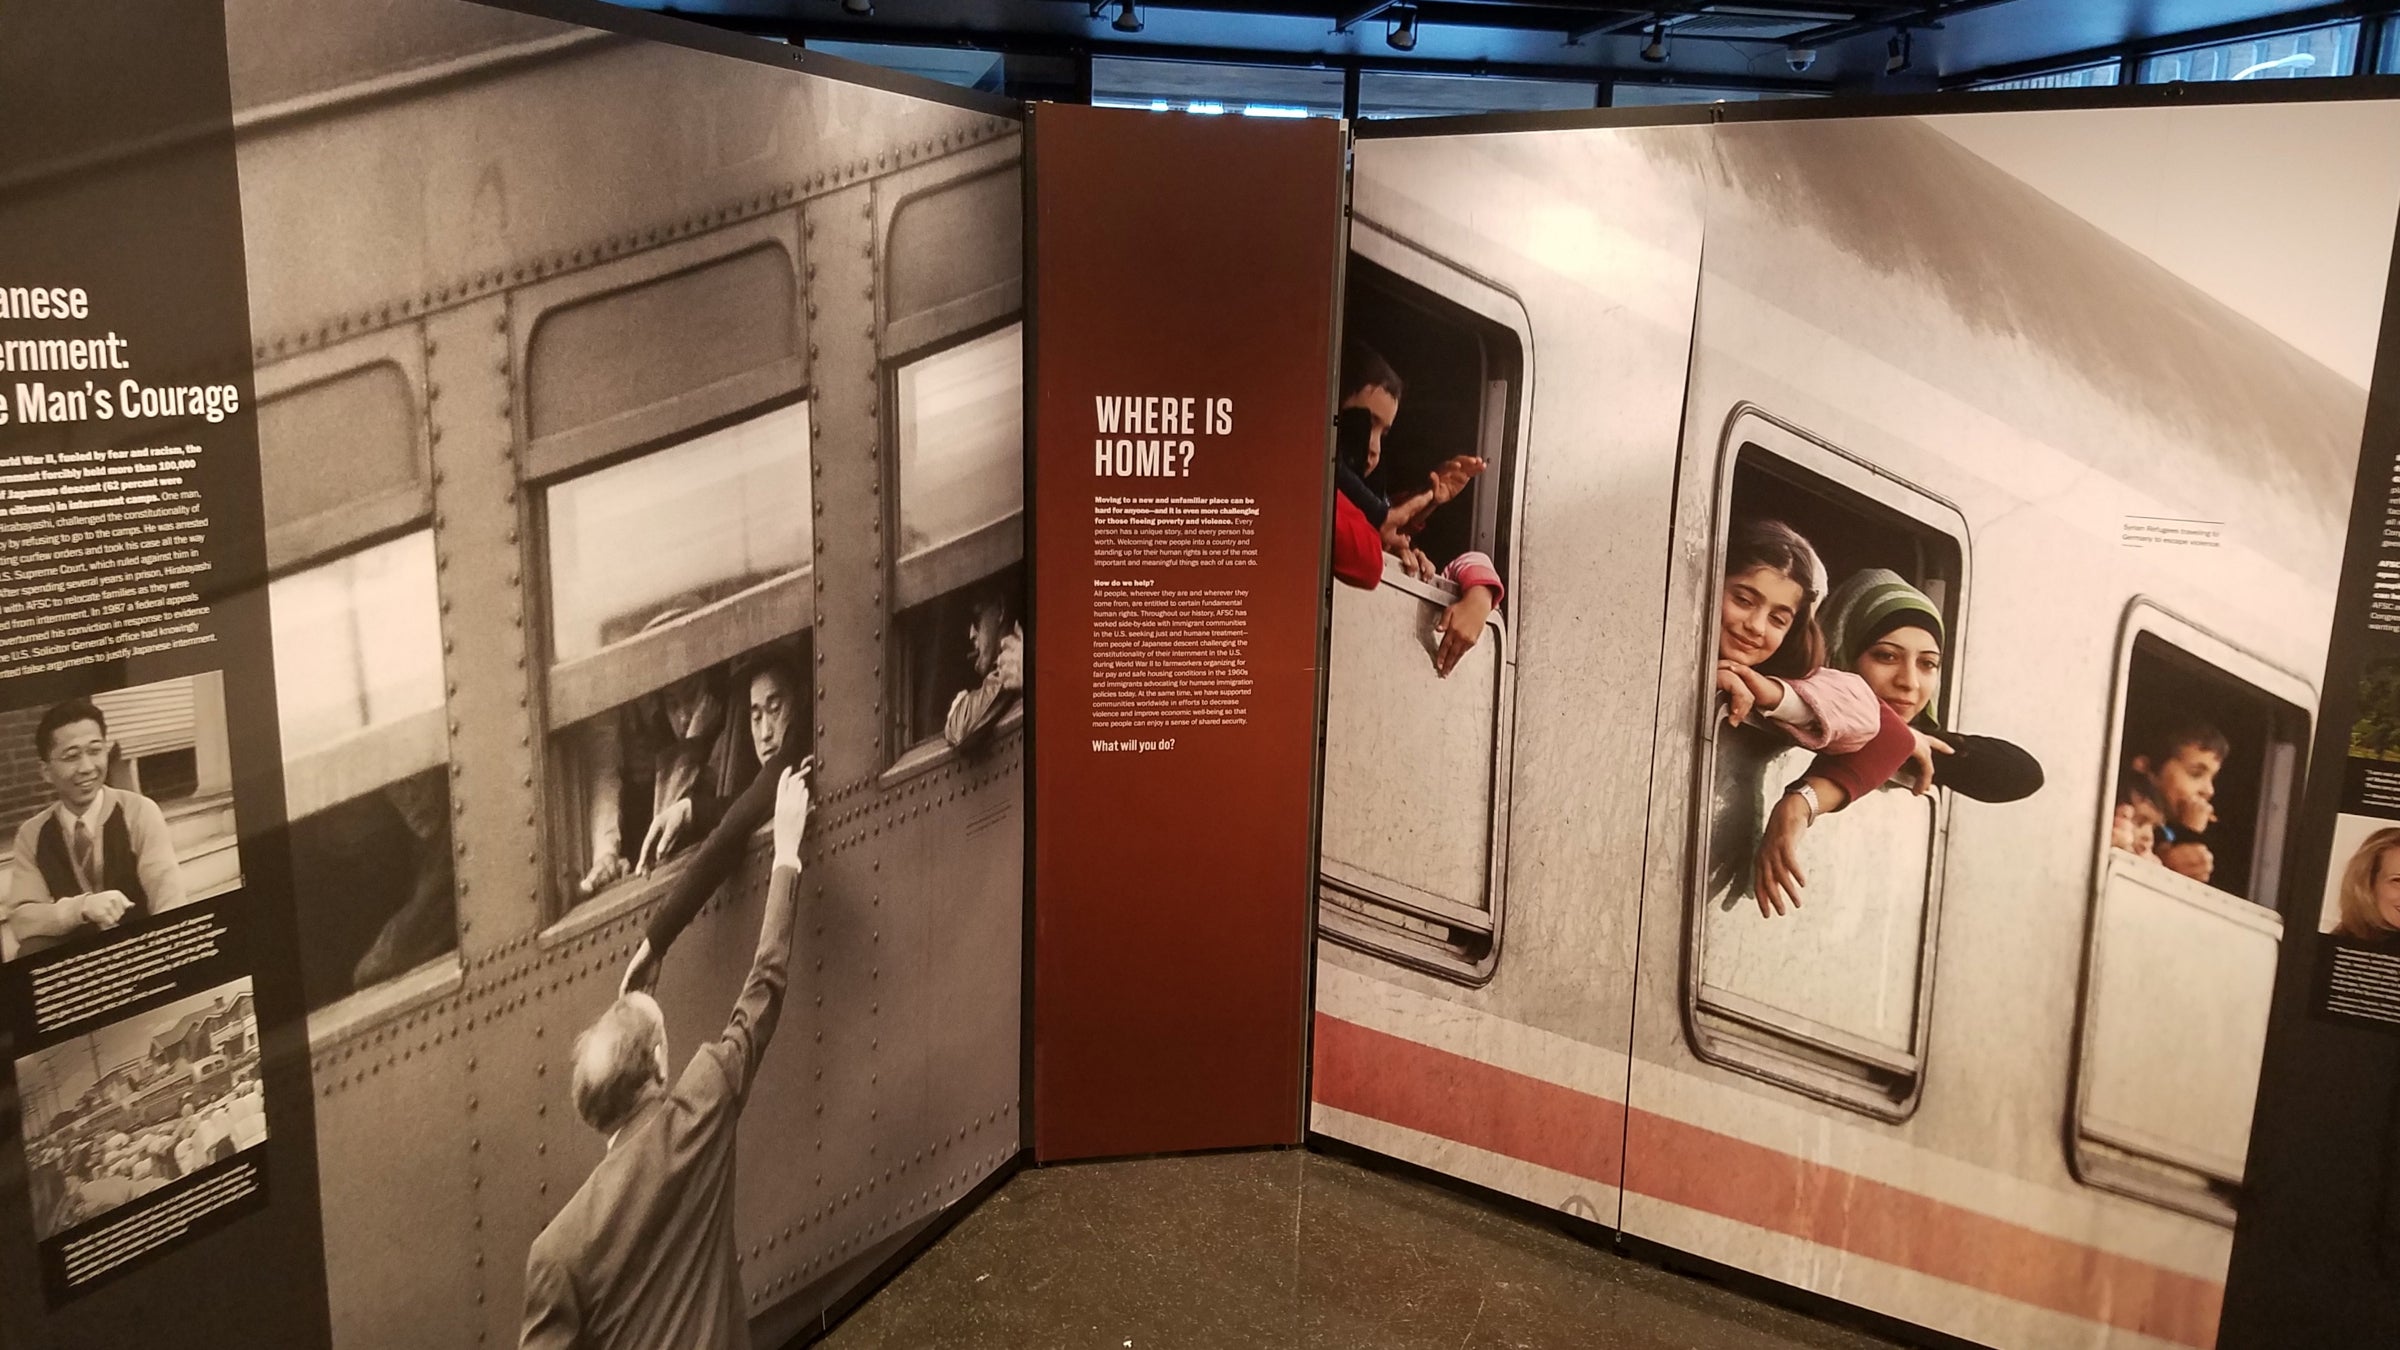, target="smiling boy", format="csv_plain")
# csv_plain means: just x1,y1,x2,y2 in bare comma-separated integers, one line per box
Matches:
5,697,185,957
